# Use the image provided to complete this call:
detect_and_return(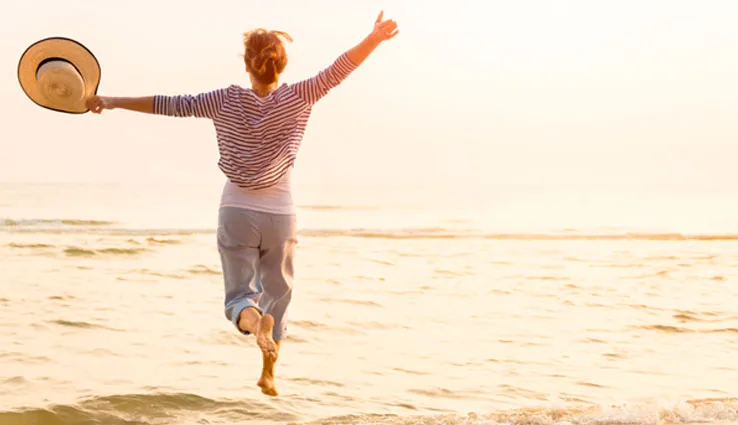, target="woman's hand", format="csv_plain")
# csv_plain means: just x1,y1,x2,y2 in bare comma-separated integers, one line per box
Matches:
370,11,399,42
346,11,400,66
86,95,115,114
